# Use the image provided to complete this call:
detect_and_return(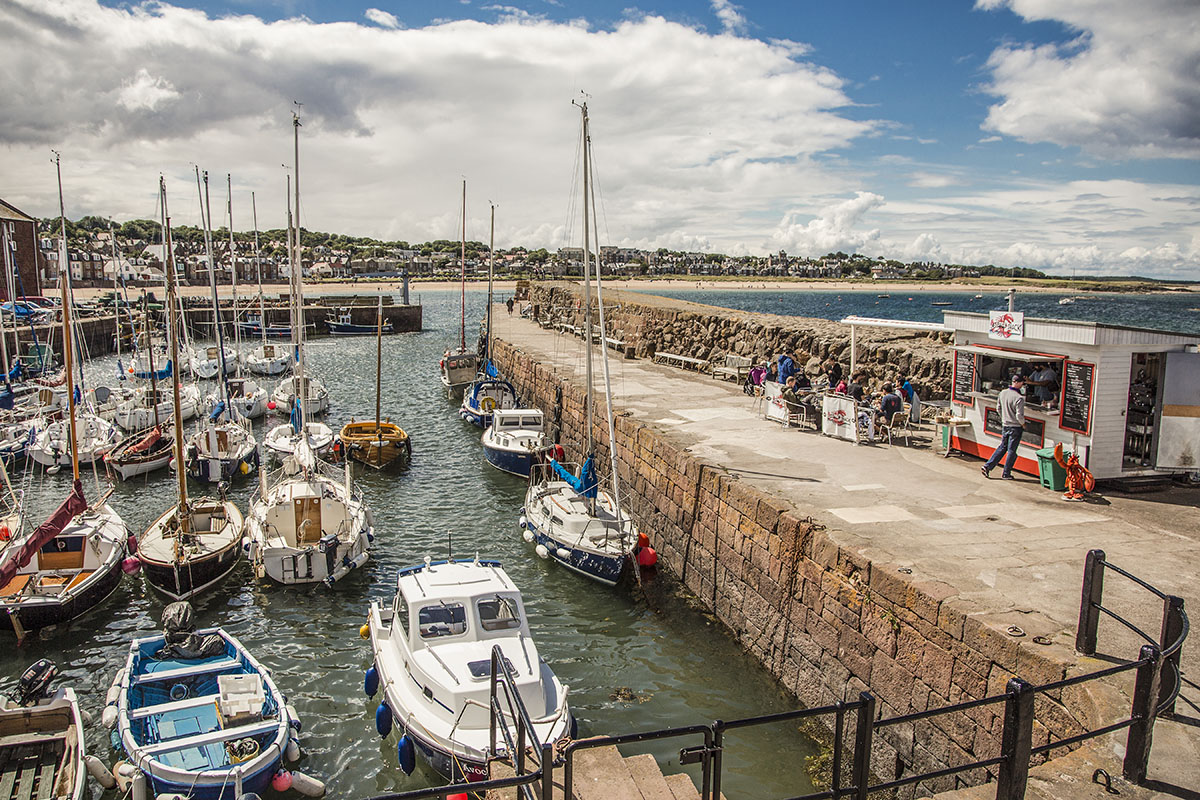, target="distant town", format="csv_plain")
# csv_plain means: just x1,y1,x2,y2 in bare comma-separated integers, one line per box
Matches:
0,201,1184,296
